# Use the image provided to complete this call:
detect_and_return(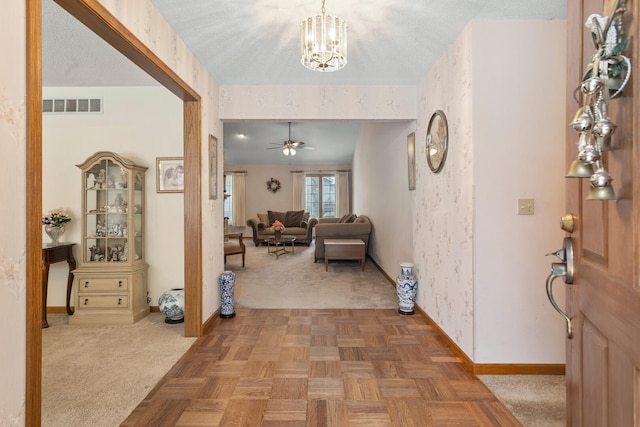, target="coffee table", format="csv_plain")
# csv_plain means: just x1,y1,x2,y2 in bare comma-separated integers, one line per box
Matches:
267,235,296,259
